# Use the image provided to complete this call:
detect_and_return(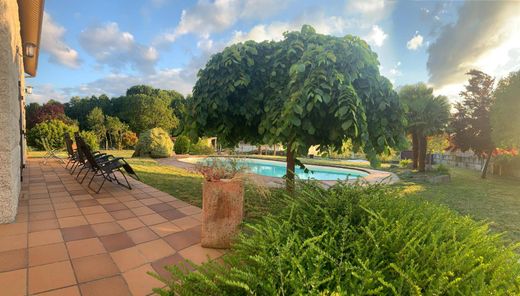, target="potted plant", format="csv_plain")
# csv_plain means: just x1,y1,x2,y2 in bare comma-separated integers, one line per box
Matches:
195,158,245,248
